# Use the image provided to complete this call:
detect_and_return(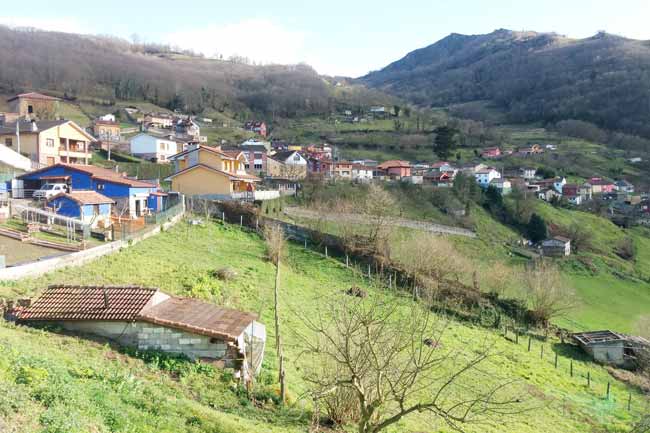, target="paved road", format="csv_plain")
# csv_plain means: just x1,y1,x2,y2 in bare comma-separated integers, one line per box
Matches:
283,207,477,238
